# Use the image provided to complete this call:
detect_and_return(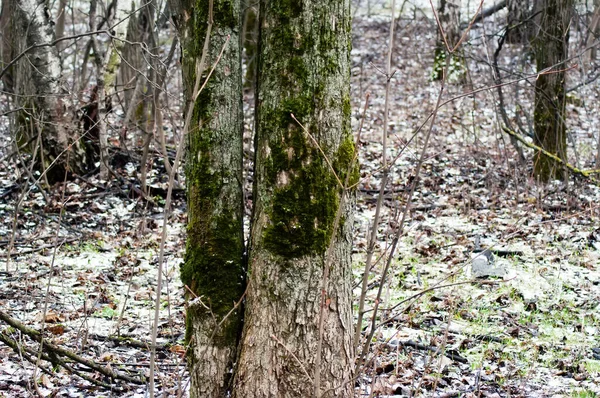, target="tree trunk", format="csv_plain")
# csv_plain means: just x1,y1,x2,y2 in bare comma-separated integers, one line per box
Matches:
506,0,531,43
171,0,245,396
233,1,356,397
433,0,463,81
586,0,600,63
532,0,573,182
241,2,258,90
92,0,134,180
1,0,88,182
55,0,67,51
118,4,147,117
